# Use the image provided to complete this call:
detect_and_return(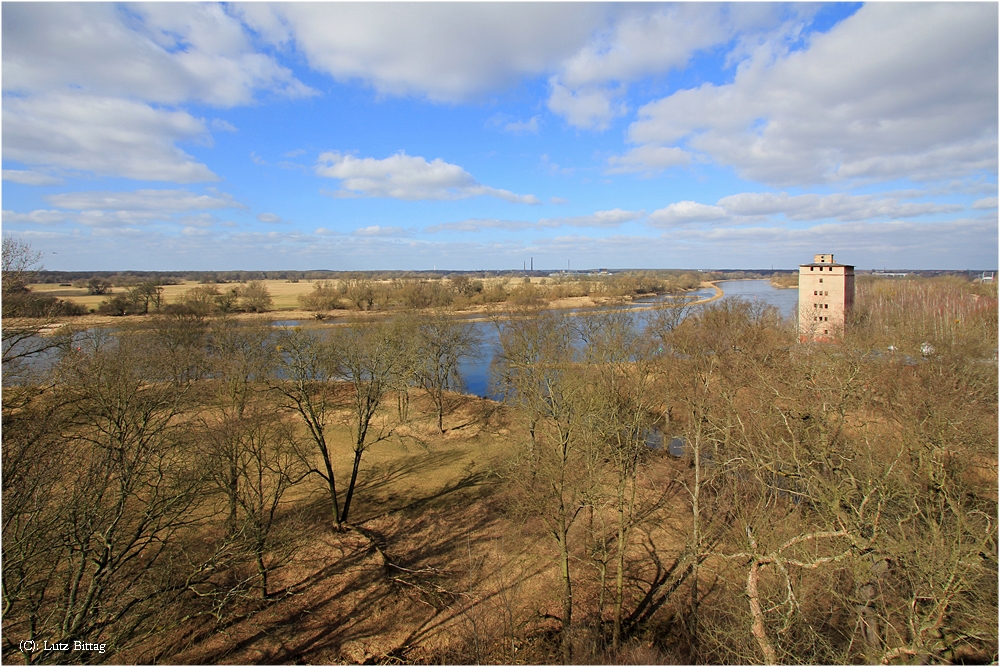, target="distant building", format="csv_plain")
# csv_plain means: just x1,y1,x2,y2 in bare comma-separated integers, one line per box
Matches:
798,253,854,343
